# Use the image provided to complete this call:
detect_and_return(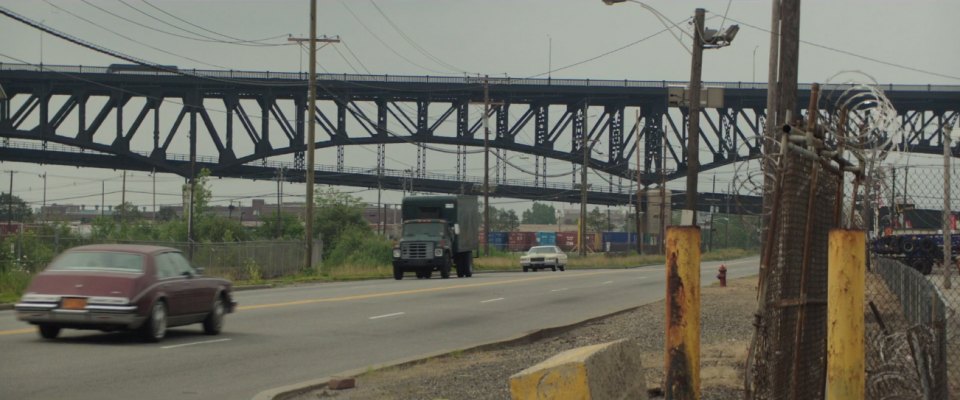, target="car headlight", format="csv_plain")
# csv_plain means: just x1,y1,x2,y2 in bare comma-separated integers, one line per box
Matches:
434,248,444,257
393,249,401,258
